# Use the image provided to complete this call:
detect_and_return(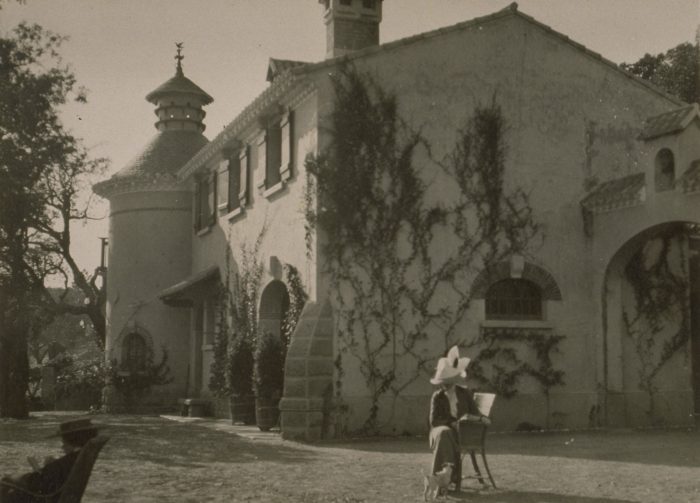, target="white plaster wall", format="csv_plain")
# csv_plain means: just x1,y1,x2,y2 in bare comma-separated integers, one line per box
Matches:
105,189,193,404
190,91,319,341
307,13,681,433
